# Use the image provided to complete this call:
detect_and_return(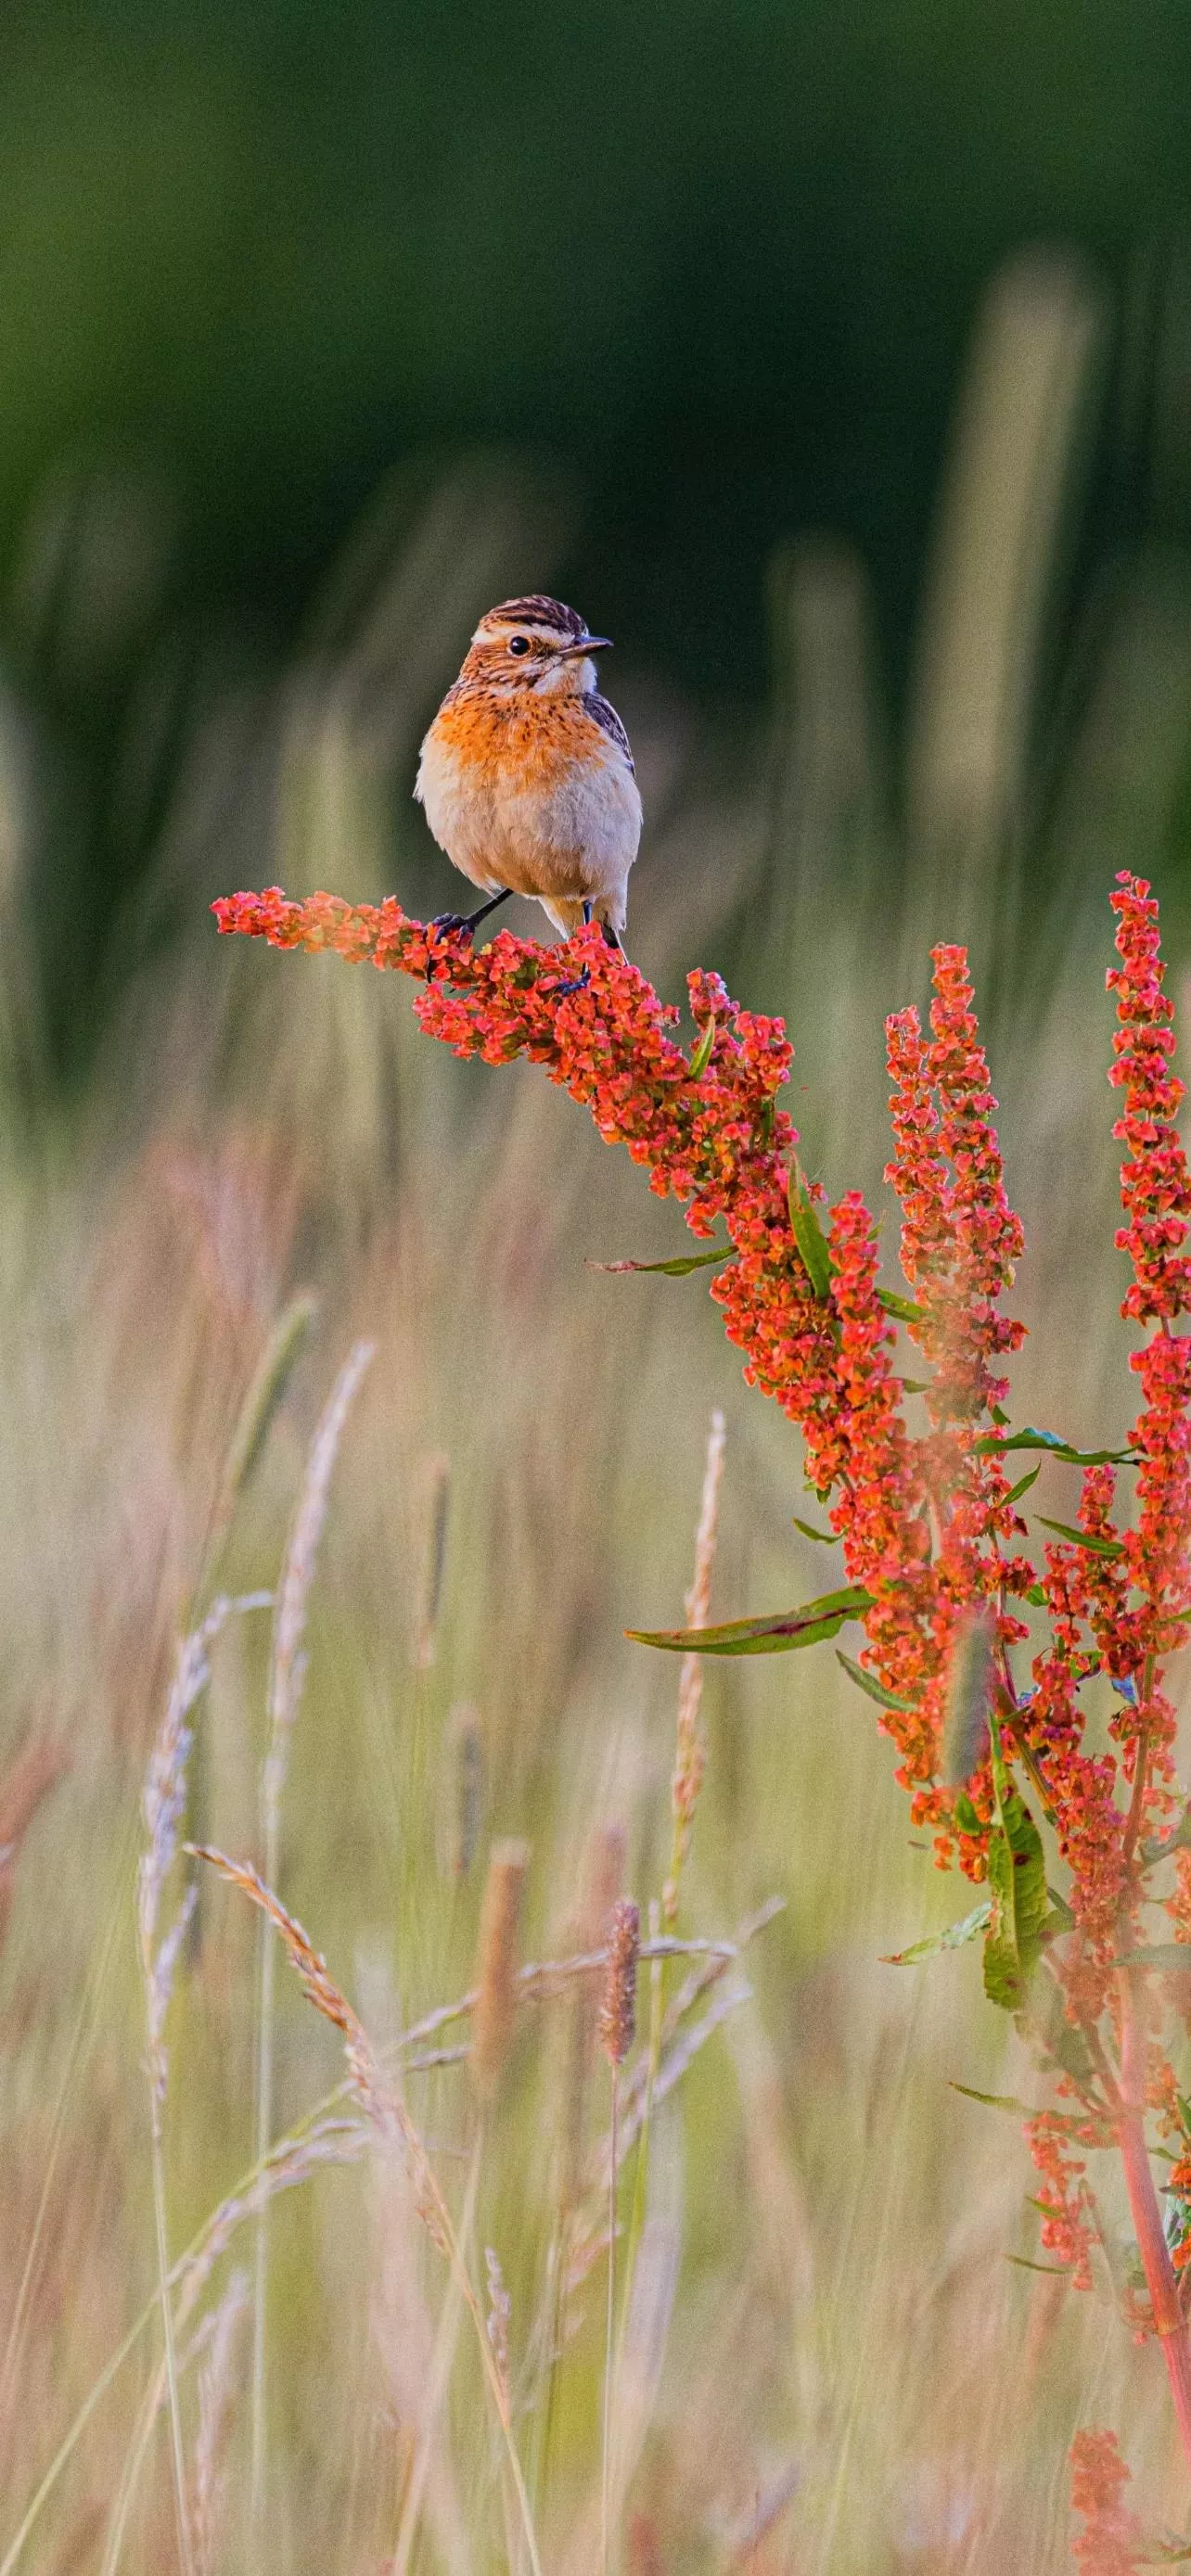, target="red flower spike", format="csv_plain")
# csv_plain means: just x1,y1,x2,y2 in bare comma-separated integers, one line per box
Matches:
1069,2429,1143,2575
215,880,1191,2436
